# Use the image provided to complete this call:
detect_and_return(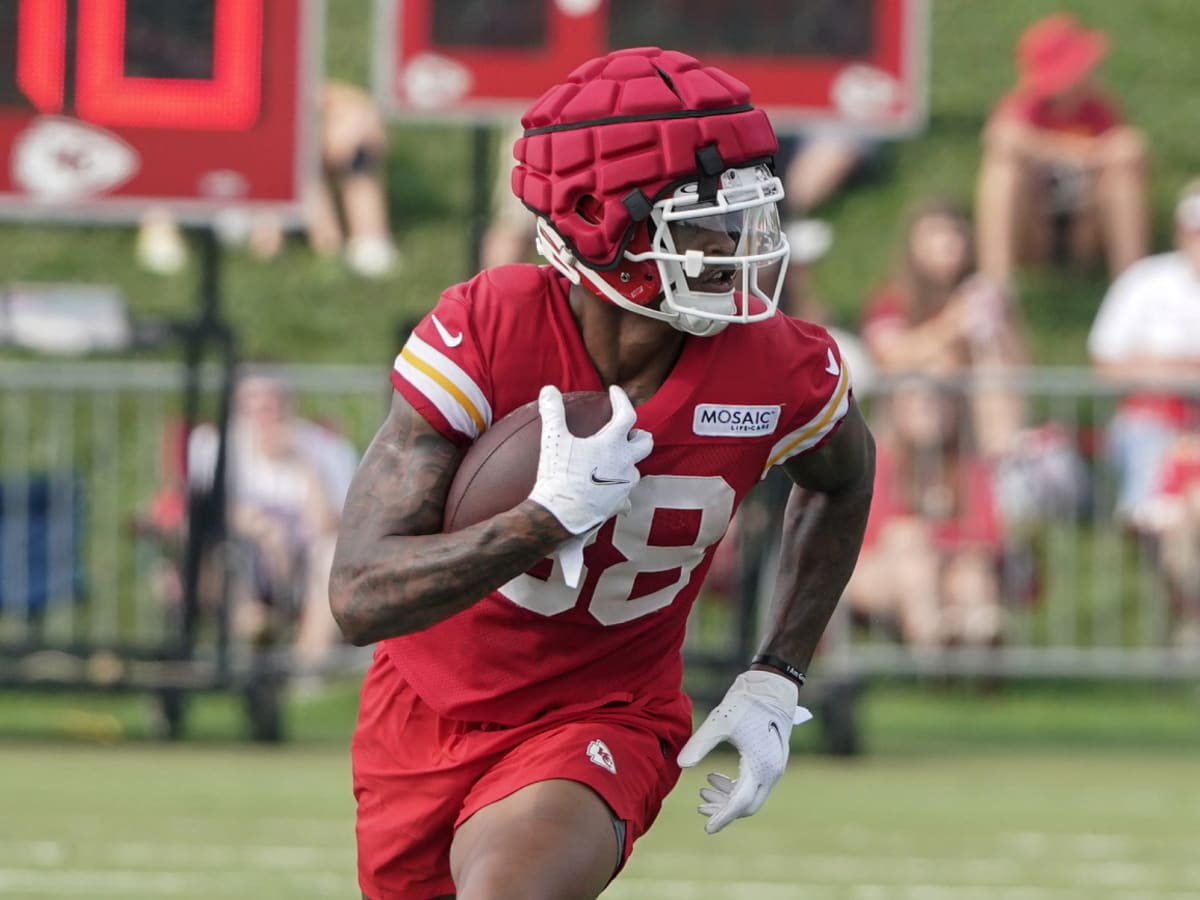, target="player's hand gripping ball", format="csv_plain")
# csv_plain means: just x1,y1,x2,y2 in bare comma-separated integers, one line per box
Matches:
529,384,652,534
443,385,652,589
443,387,647,531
